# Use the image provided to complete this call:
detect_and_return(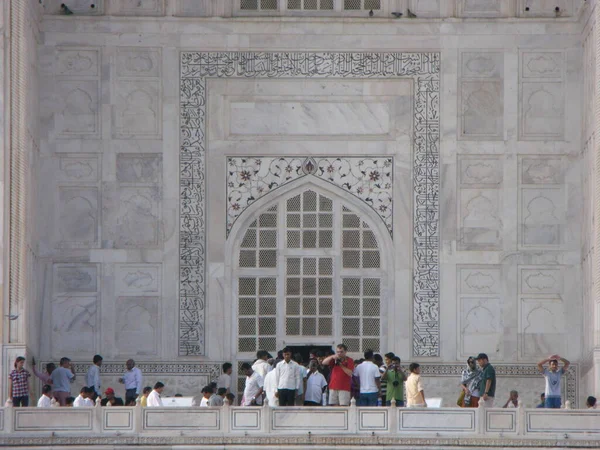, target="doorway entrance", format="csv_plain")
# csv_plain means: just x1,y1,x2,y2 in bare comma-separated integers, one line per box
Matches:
286,345,333,364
